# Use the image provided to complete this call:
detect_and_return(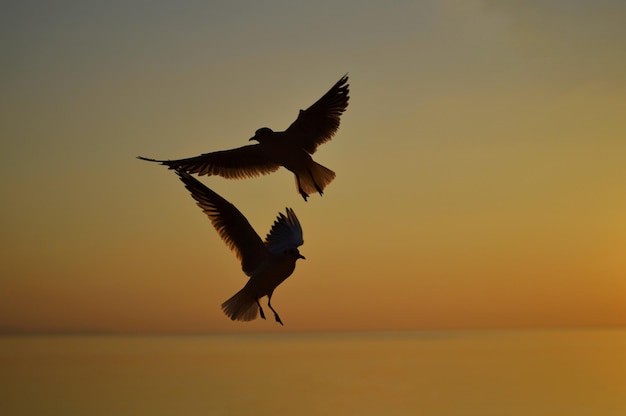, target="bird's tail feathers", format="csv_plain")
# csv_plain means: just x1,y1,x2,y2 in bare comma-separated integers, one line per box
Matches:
299,162,336,196
221,288,259,321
